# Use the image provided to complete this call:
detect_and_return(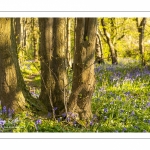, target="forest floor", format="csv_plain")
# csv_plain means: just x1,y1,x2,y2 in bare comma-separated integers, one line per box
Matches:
1,58,150,132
